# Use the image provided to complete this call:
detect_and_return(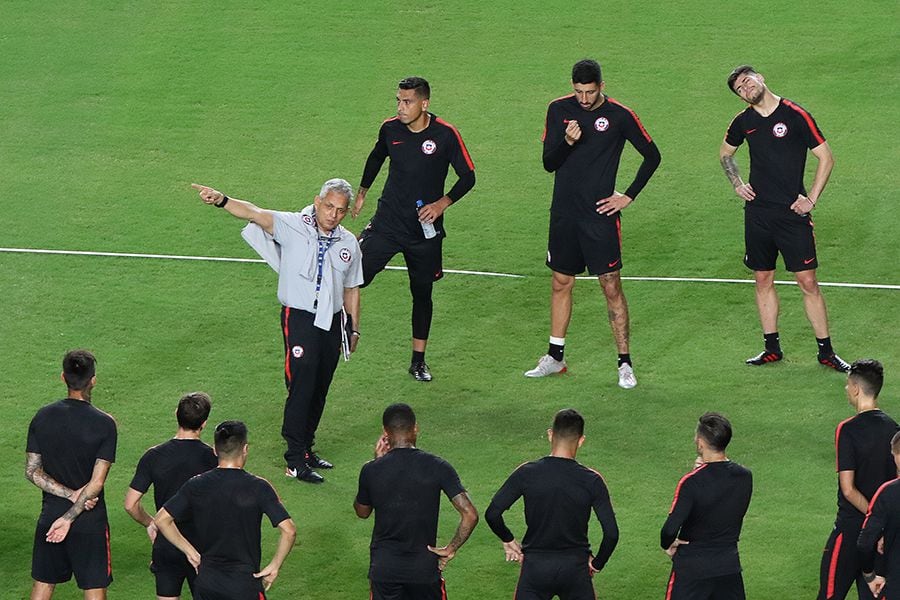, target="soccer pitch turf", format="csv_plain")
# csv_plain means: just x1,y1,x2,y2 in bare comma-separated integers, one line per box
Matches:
1,1,897,598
